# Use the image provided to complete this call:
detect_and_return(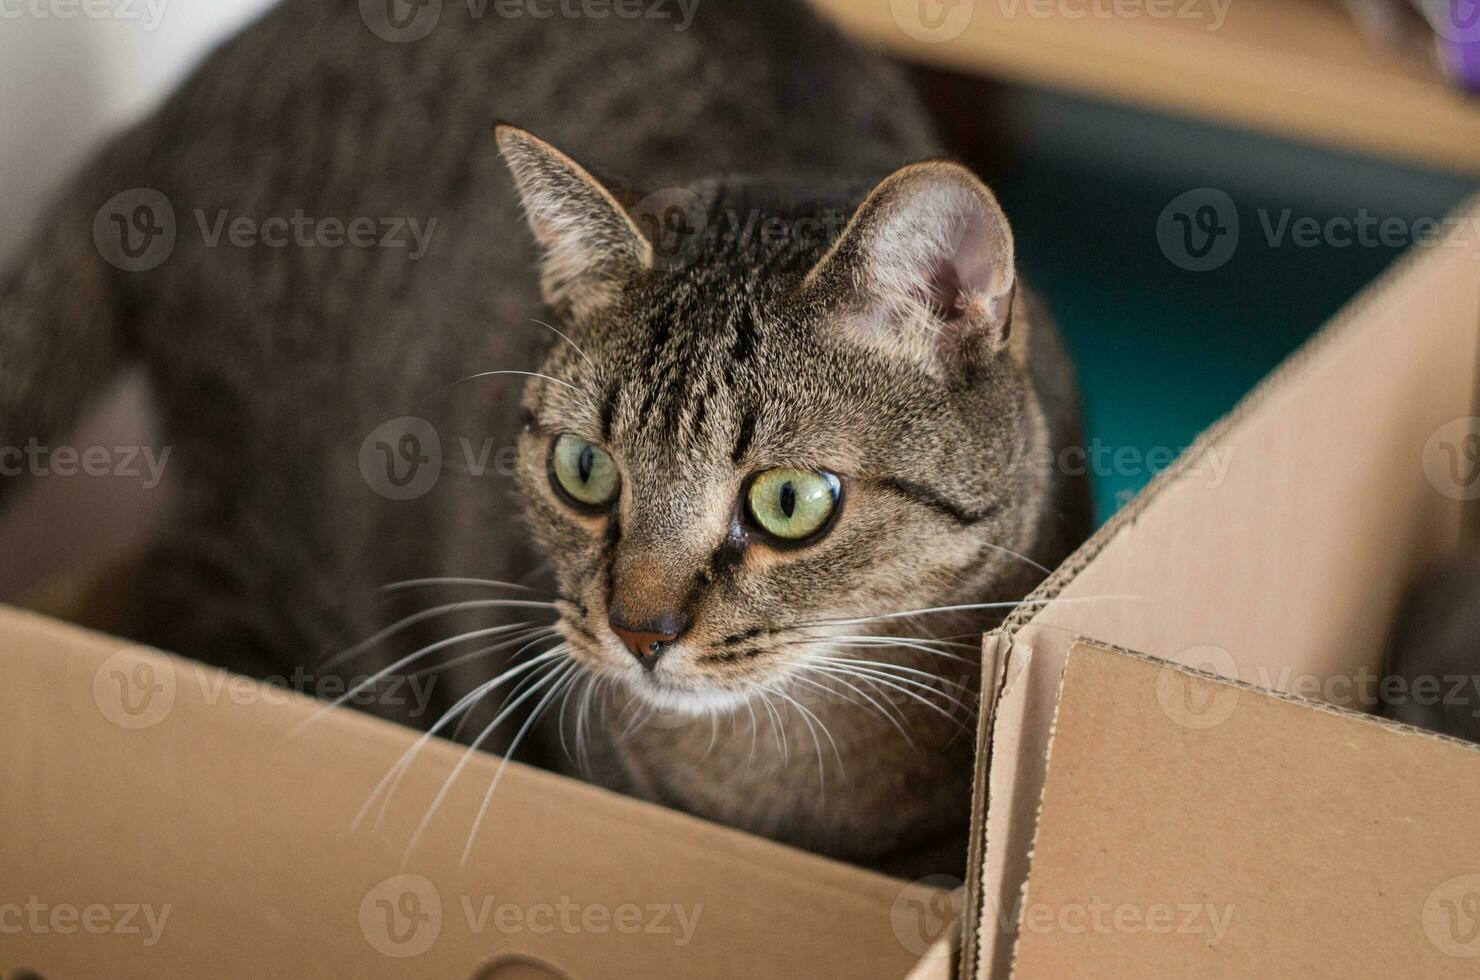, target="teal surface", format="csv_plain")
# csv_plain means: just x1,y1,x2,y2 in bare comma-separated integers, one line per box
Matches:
989,92,1476,523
